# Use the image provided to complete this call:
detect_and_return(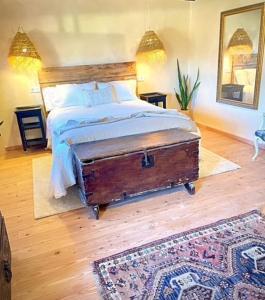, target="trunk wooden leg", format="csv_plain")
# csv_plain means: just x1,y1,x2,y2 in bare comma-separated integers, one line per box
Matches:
184,182,195,195
92,204,100,220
